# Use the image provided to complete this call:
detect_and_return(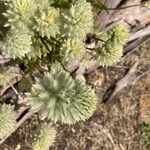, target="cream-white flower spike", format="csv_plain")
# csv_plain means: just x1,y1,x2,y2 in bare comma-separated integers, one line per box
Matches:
33,2,61,38
3,0,38,29
26,63,97,124
0,104,17,139
96,24,129,66
60,37,86,62
62,0,94,39
32,124,56,150
3,30,32,59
